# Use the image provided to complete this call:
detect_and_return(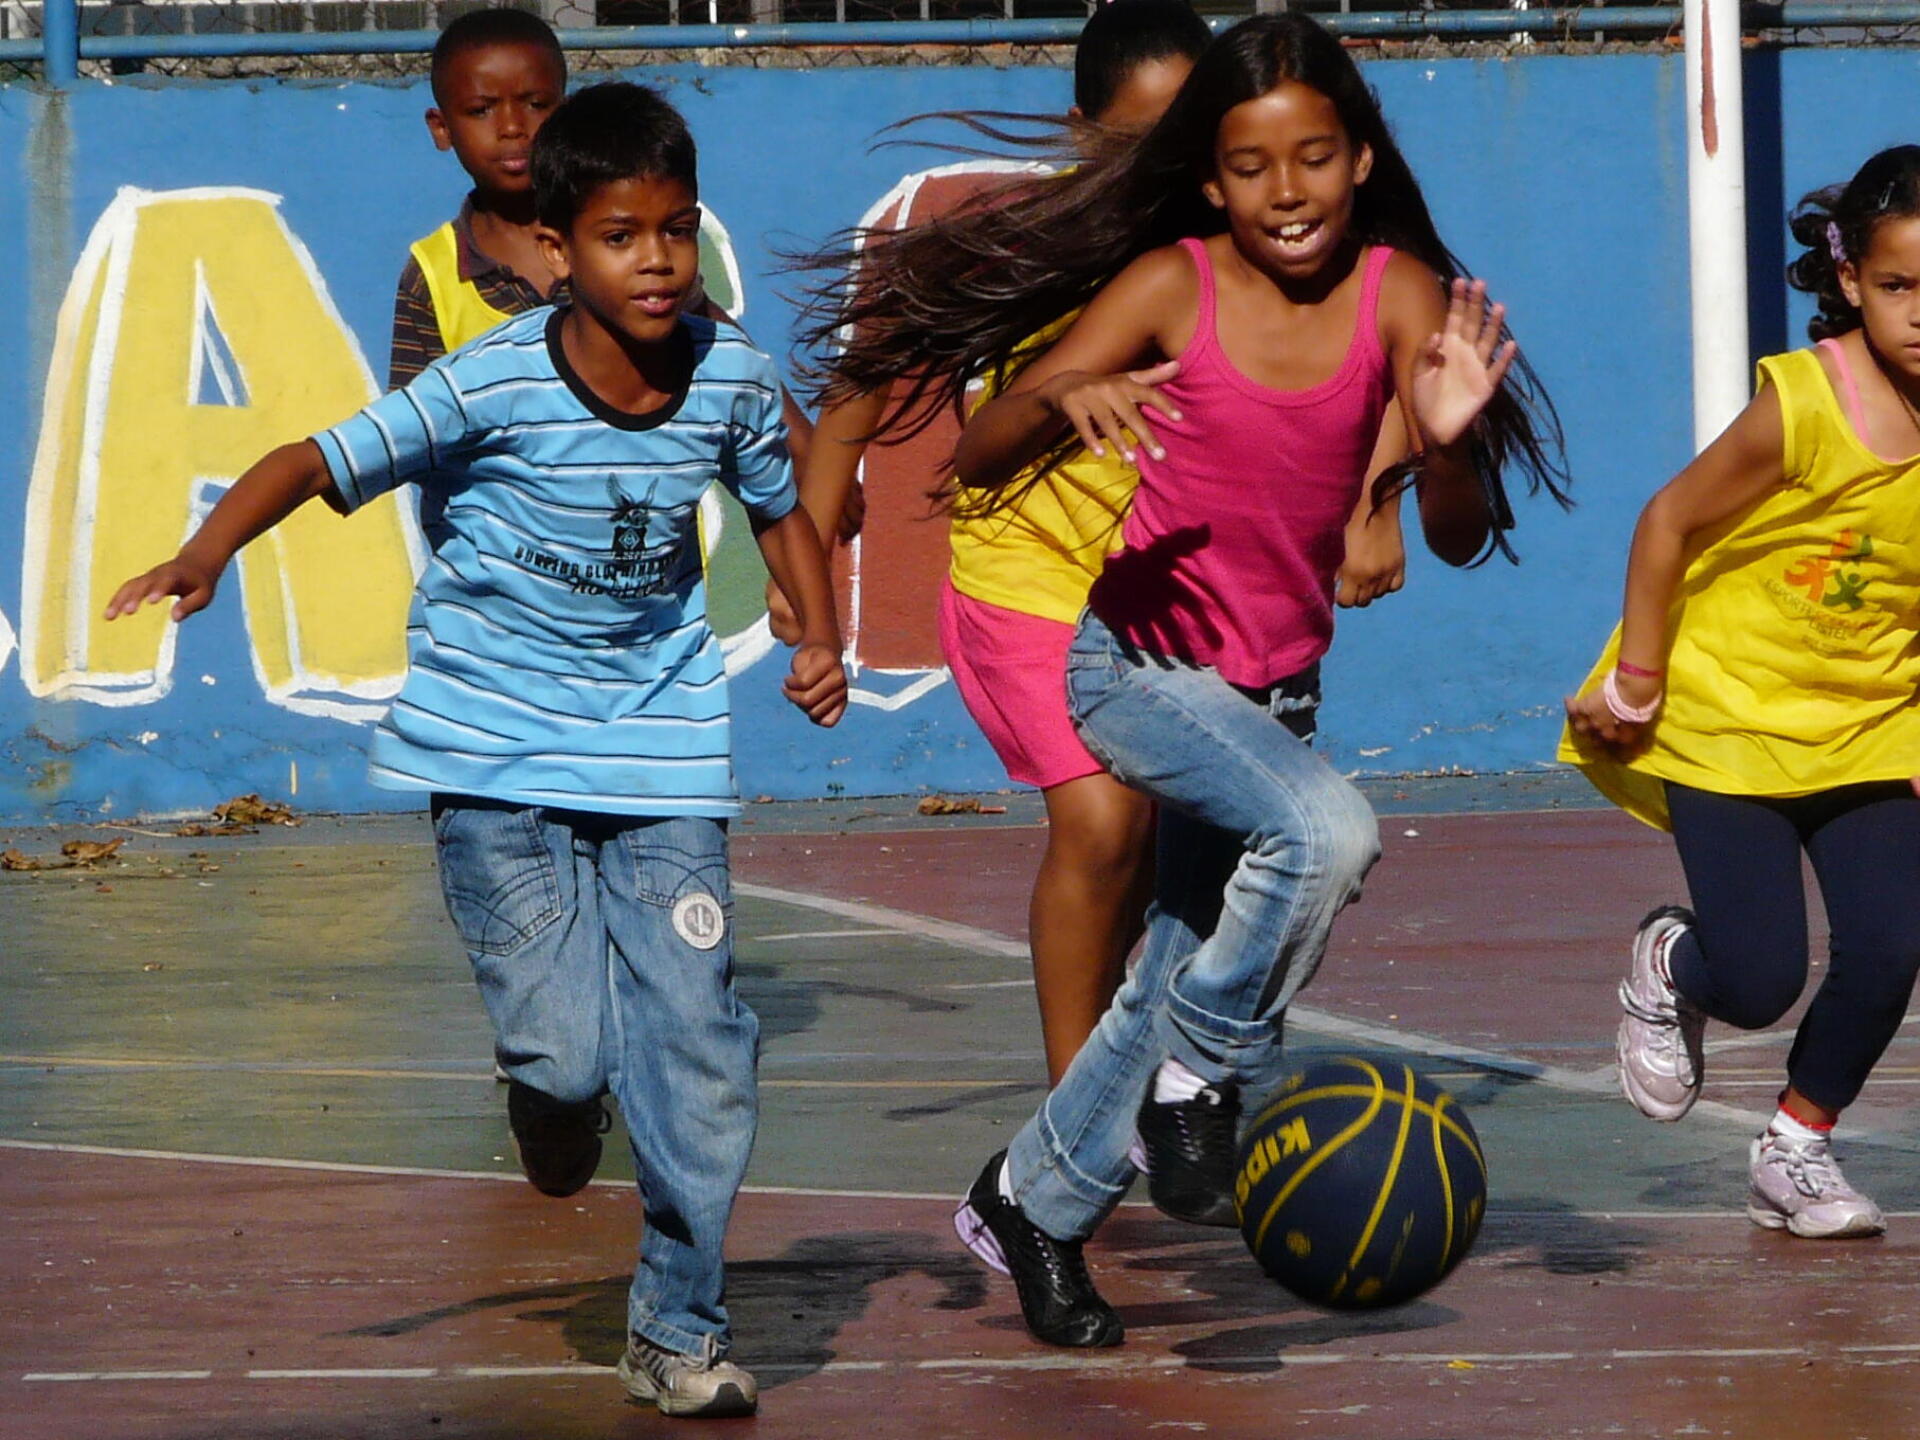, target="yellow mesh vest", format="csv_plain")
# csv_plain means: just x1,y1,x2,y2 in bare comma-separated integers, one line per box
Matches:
1560,348,1920,829
410,222,516,355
